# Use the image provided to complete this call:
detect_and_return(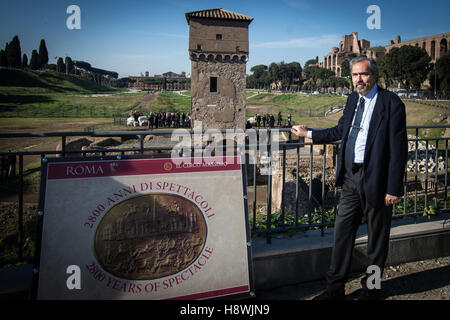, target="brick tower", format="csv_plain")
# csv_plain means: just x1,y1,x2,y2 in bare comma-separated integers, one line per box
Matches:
185,8,253,130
